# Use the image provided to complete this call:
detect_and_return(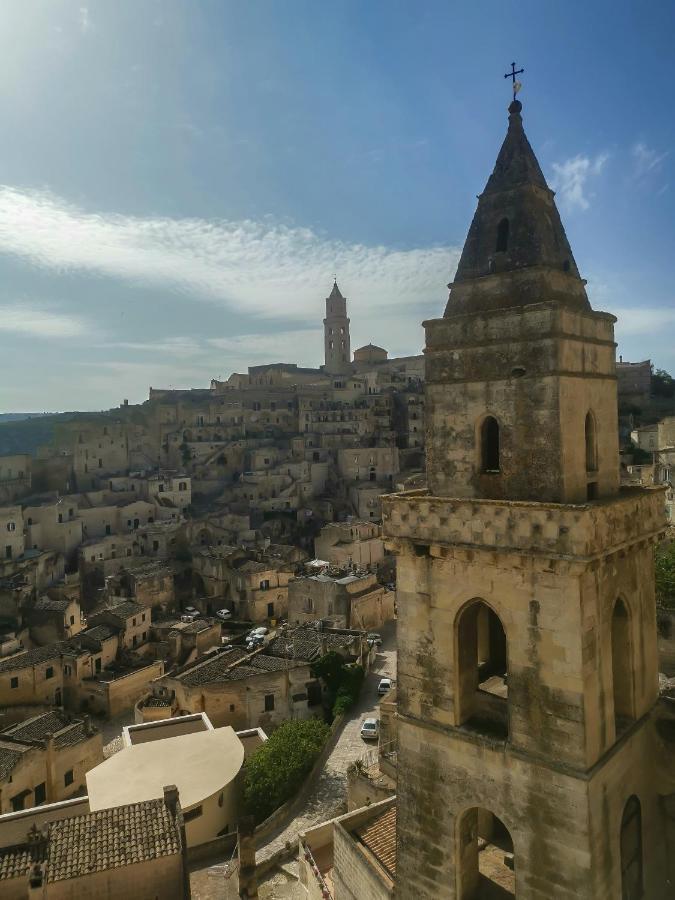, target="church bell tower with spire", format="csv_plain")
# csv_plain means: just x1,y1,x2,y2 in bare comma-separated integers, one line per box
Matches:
323,279,352,376
383,95,672,899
